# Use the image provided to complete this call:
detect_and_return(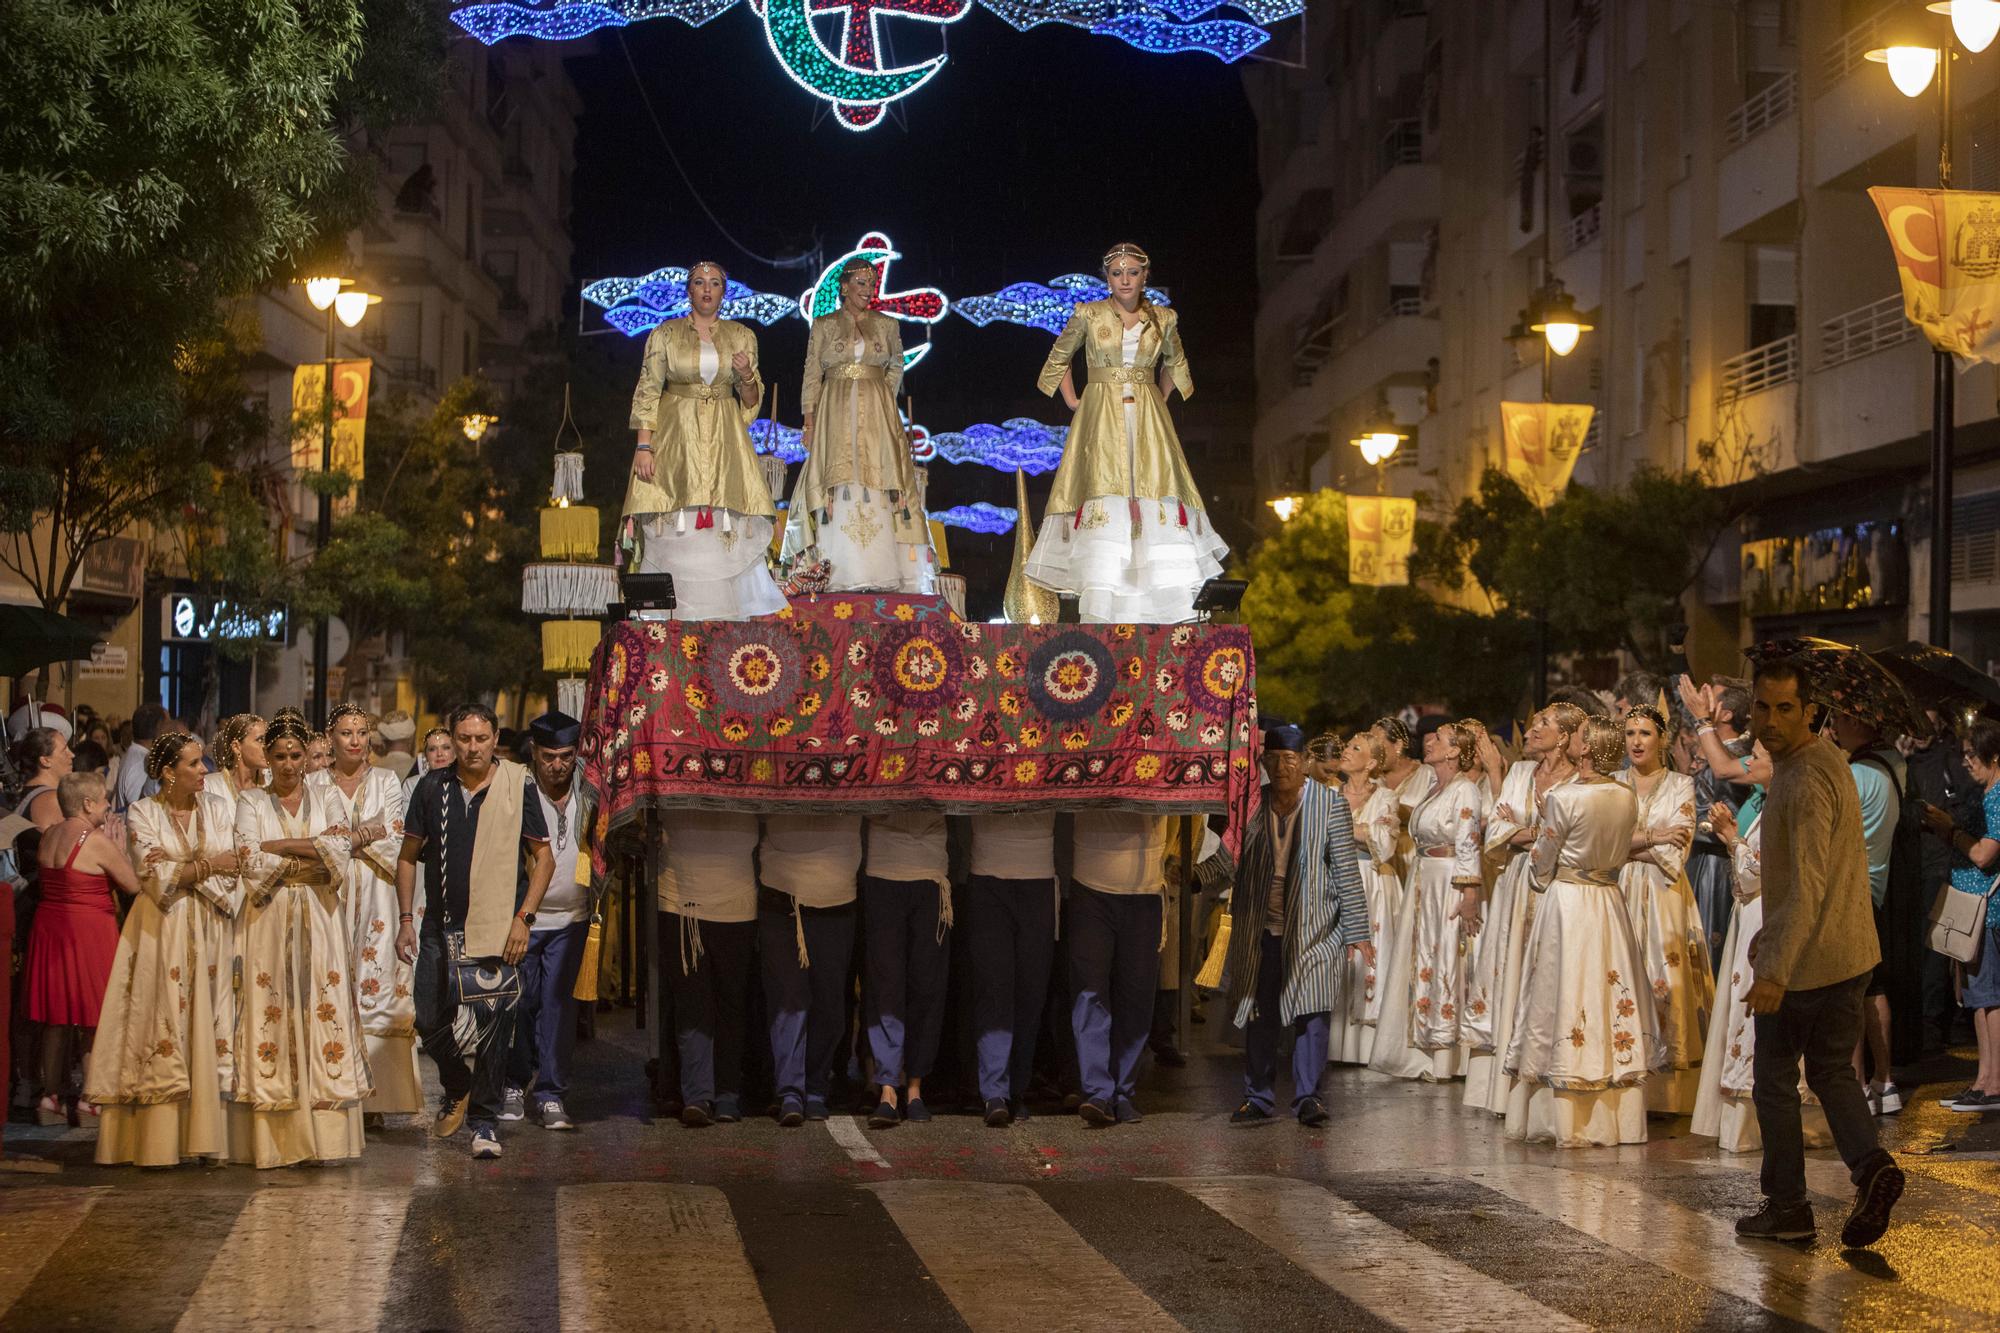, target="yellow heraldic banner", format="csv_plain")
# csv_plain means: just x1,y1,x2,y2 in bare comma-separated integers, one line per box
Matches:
291,360,373,514
1499,400,1592,509
1347,495,1417,587
1869,187,2000,366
